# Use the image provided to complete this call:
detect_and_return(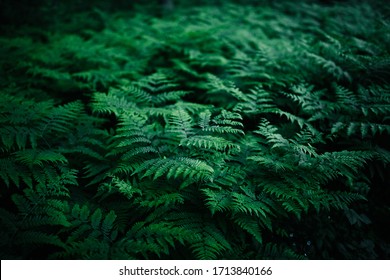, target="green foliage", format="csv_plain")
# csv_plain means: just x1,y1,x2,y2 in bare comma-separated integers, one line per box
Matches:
1,0,389,260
